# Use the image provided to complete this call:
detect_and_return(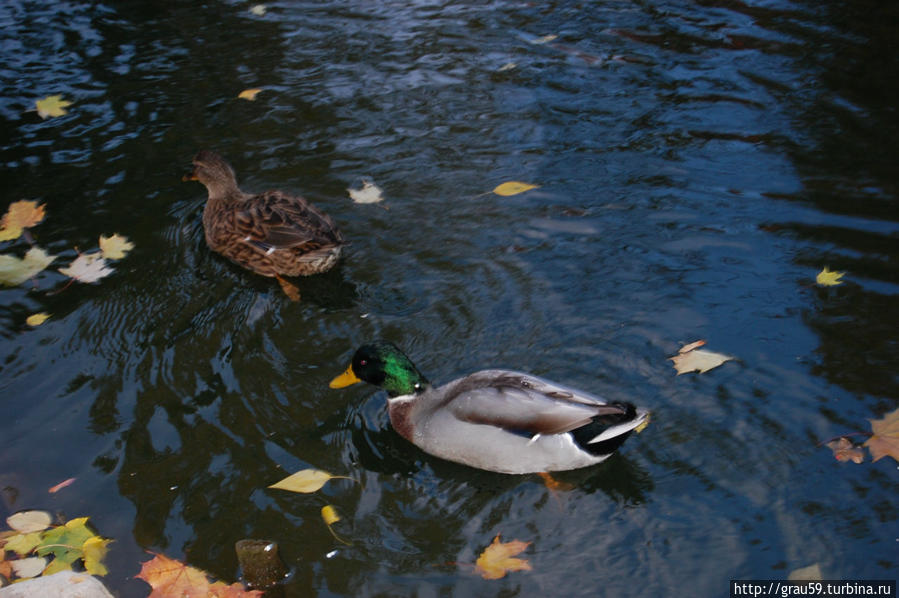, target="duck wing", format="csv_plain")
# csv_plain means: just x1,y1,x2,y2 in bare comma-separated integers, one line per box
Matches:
235,191,343,254
439,370,629,436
